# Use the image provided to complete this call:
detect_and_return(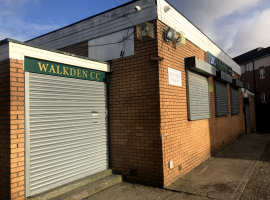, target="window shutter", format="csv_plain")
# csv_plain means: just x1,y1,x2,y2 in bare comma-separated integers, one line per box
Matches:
215,81,228,116
187,70,210,120
230,86,240,115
